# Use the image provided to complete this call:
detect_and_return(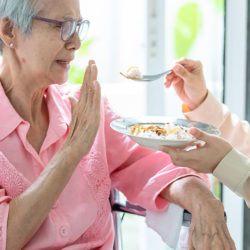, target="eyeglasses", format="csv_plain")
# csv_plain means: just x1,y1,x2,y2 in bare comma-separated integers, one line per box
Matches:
33,16,90,42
